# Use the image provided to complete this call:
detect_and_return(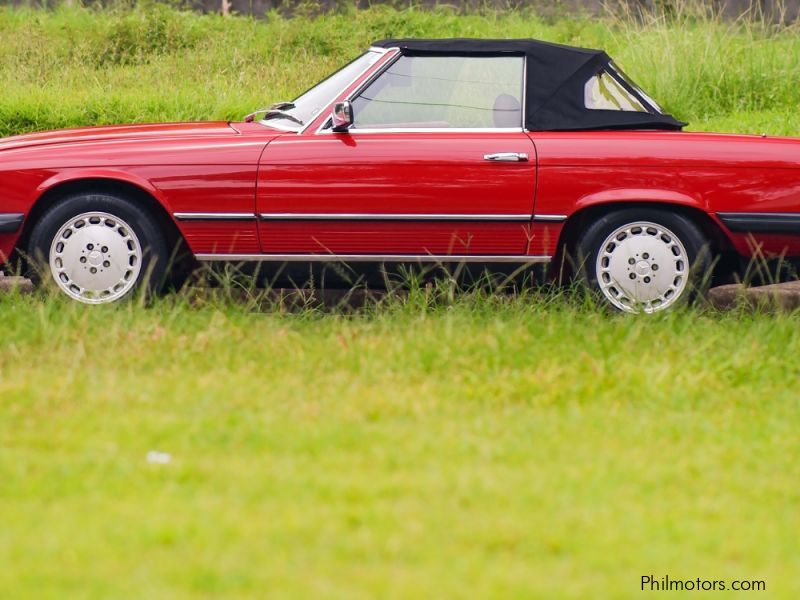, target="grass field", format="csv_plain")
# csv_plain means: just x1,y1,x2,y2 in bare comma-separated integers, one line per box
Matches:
2,289,800,598
2,4,800,598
